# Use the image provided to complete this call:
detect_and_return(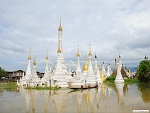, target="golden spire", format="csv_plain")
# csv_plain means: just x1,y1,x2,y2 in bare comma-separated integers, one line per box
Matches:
88,44,92,56
57,40,61,53
28,49,31,60
58,18,63,31
83,56,88,71
33,55,36,65
76,45,80,57
46,50,48,60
